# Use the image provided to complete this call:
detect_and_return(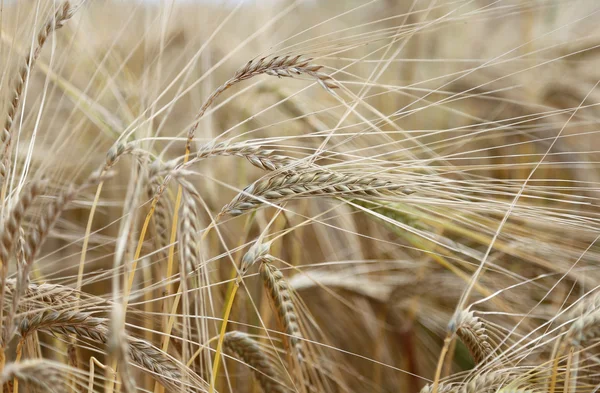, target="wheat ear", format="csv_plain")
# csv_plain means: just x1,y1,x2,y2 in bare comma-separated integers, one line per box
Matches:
260,257,304,362
222,170,406,216
224,331,288,393
180,191,202,274
1,2,74,173
1,359,69,392
454,310,494,364
18,308,188,391
197,141,298,172
187,55,336,149
0,180,46,347
24,172,108,268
